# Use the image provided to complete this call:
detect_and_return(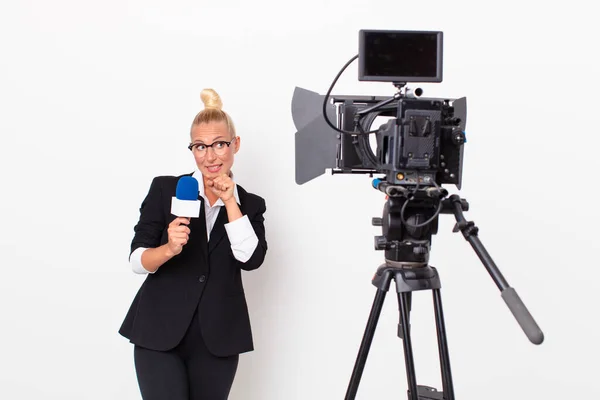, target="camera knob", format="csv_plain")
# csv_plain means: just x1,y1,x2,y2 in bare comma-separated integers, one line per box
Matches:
452,130,466,146
374,236,387,250
372,217,383,226
413,246,428,255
